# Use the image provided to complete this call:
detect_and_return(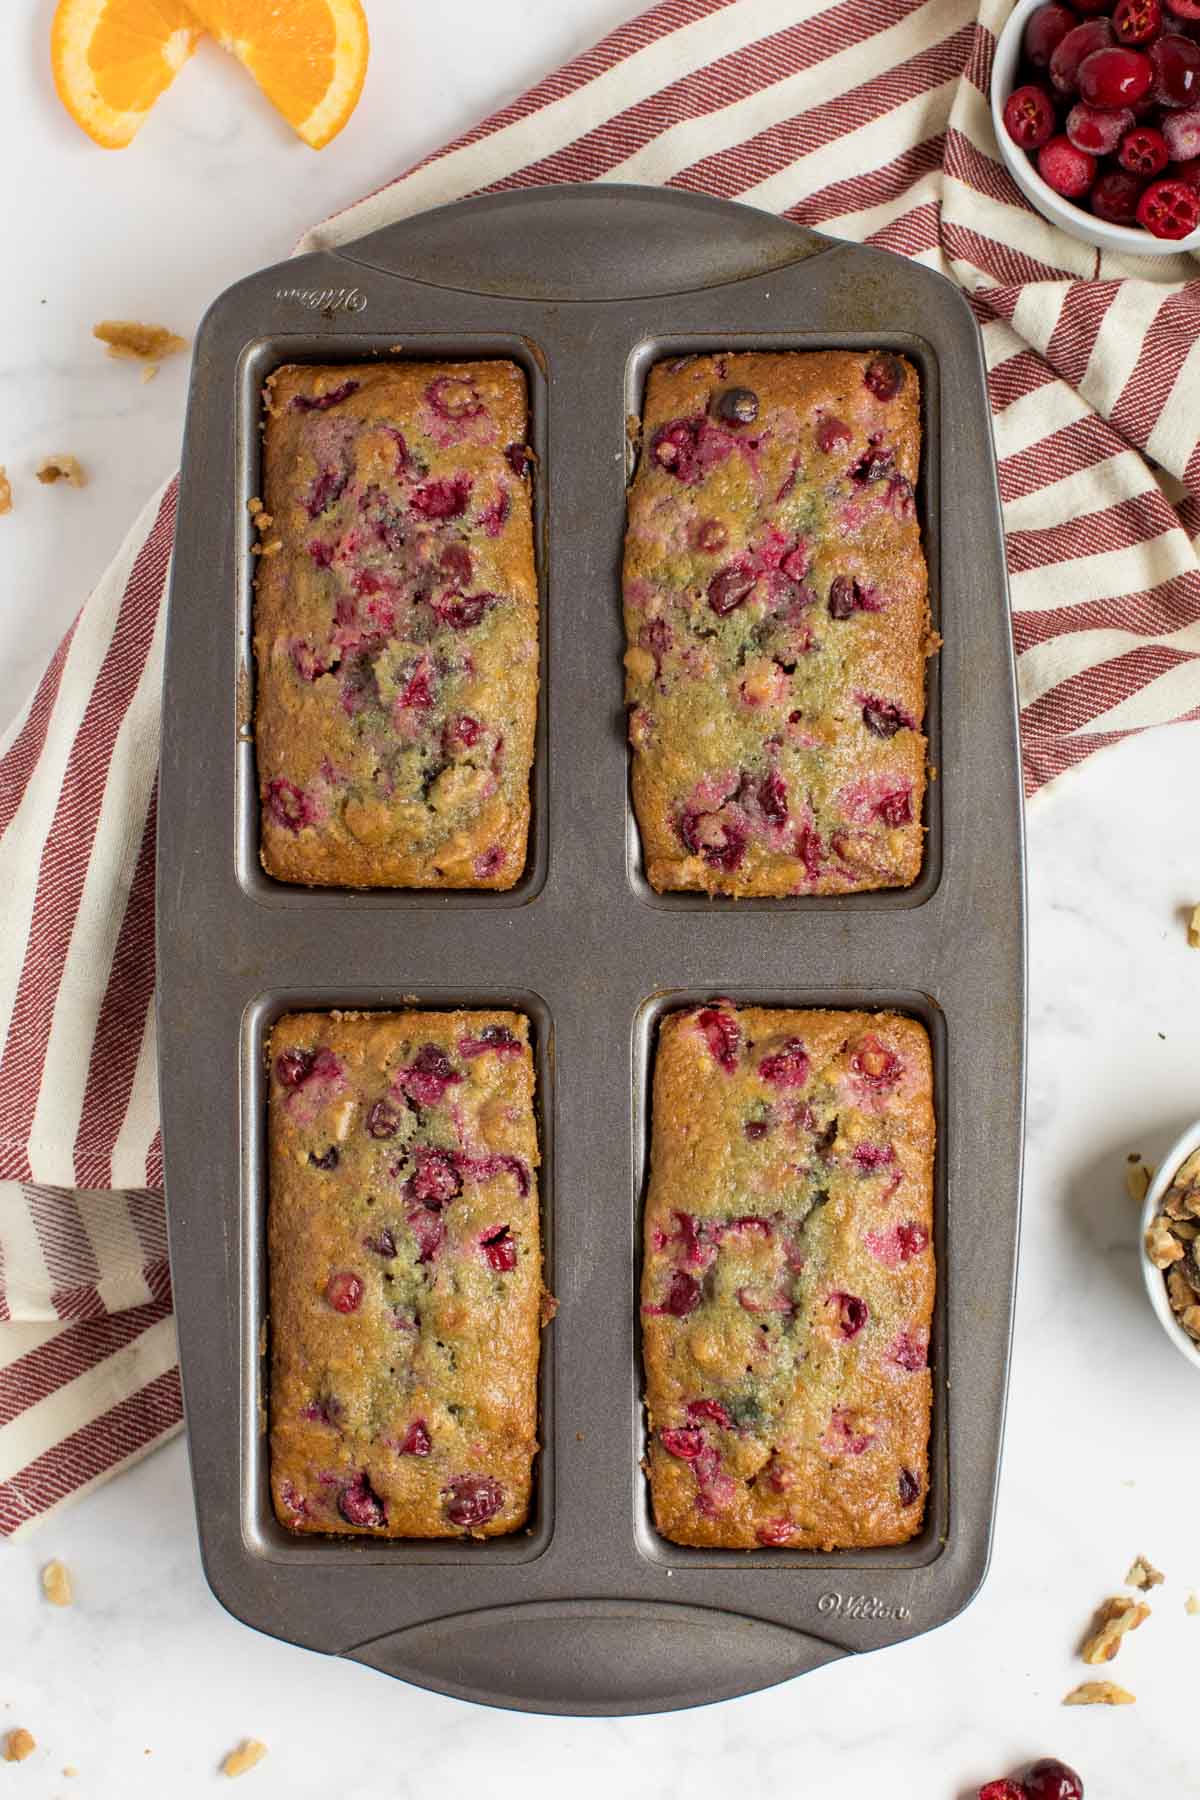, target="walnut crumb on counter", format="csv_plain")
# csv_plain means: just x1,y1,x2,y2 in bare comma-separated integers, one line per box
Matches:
0,468,11,515
93,319,187,363
1187,1592,1200,1615
1125,1159,1153,1205
221,1739,267,1779
1081,1595,1150,1663
41,1559,72,1606
35,456,86,488
1125,1554,1164,1591
1189,905,1200,949
1063,1680,1135,1706
3,1729,36,1763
